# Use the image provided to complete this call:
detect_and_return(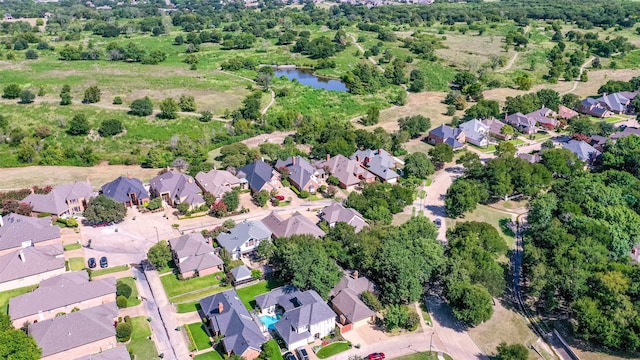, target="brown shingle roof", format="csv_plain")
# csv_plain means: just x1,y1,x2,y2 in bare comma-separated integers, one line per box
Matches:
261,211,325,238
